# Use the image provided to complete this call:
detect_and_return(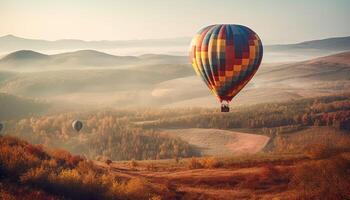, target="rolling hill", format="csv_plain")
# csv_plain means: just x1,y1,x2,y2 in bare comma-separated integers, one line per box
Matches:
0,50,188,71
263,36,350,62
254,51,350,83
266,36,350,51
0,49,189,70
